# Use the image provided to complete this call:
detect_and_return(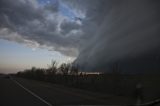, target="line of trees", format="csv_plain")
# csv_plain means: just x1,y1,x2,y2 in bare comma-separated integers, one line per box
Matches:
16,61,79,85
15,61,160,102
16,61,123,90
